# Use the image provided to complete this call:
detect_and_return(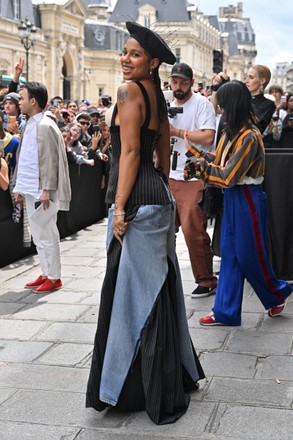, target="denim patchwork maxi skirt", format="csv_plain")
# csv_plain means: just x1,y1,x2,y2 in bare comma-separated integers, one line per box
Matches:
86,203,205,424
